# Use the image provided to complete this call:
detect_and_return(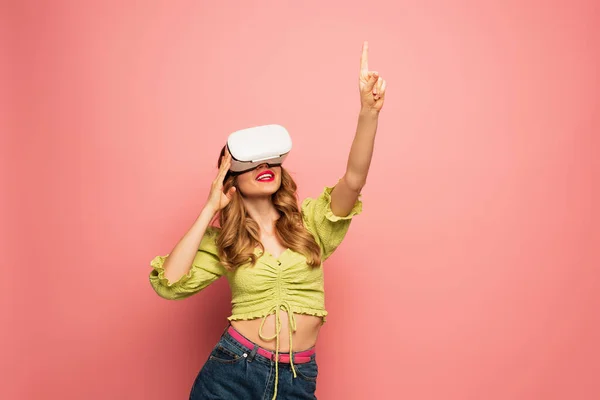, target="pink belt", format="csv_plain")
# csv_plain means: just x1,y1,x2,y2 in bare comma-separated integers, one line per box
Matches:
227,326,314,364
